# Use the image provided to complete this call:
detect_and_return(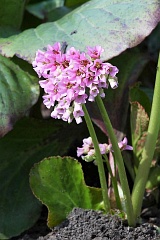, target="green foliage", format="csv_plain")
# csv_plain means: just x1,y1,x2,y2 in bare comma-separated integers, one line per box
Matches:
146,166,160,189
26,0,65,20
130,101,149,167
0,0,27,29
0,0,159,63
30,156,103,227
130,85,152,117
0,55,39,137
130,85,160,176
0,117,84,238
